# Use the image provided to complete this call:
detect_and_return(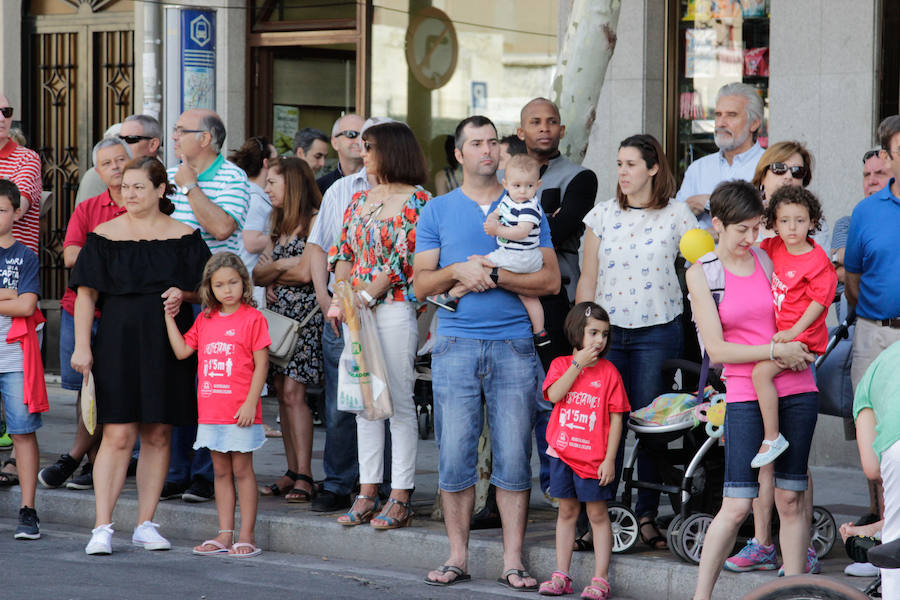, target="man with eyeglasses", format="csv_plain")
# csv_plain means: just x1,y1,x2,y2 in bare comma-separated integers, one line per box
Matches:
0,93,41,254
675,82,766,229
162,108,249,504
316,114,365,195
